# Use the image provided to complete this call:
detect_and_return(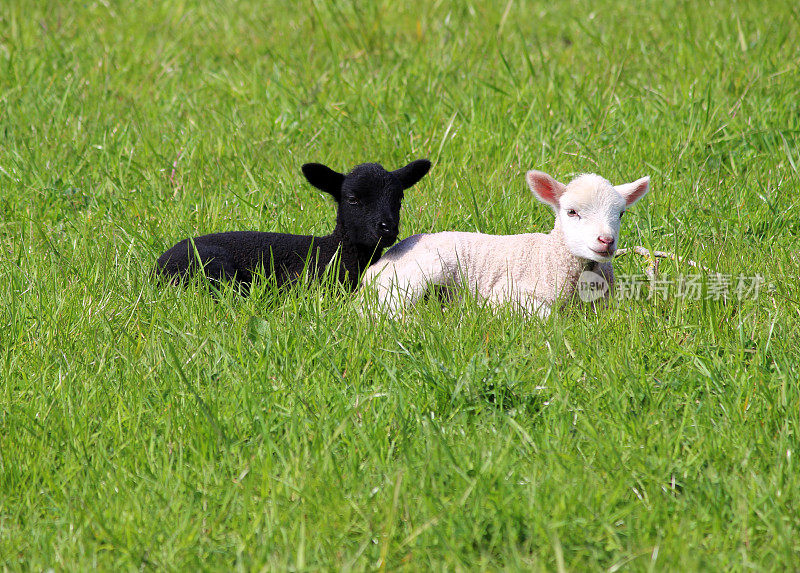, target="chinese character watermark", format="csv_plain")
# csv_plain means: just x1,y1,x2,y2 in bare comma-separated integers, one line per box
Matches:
610,273,768,301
